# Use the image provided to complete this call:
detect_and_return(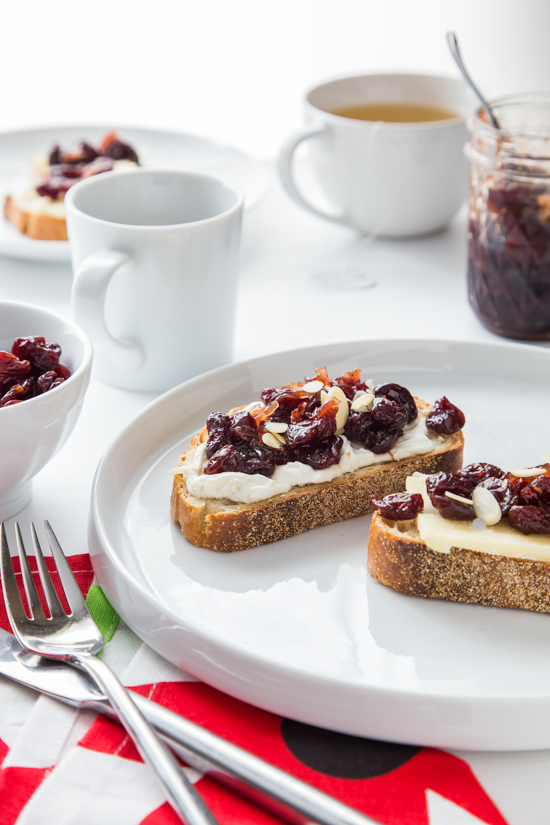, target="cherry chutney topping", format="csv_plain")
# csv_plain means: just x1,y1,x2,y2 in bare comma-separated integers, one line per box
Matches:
203,368,465,478
372,462,550,535
0,337,70,407
468,184,550,339
37,132,139,201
